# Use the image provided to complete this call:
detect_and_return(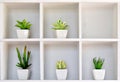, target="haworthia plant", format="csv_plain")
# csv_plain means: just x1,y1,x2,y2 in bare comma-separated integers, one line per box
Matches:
93,57,104,69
